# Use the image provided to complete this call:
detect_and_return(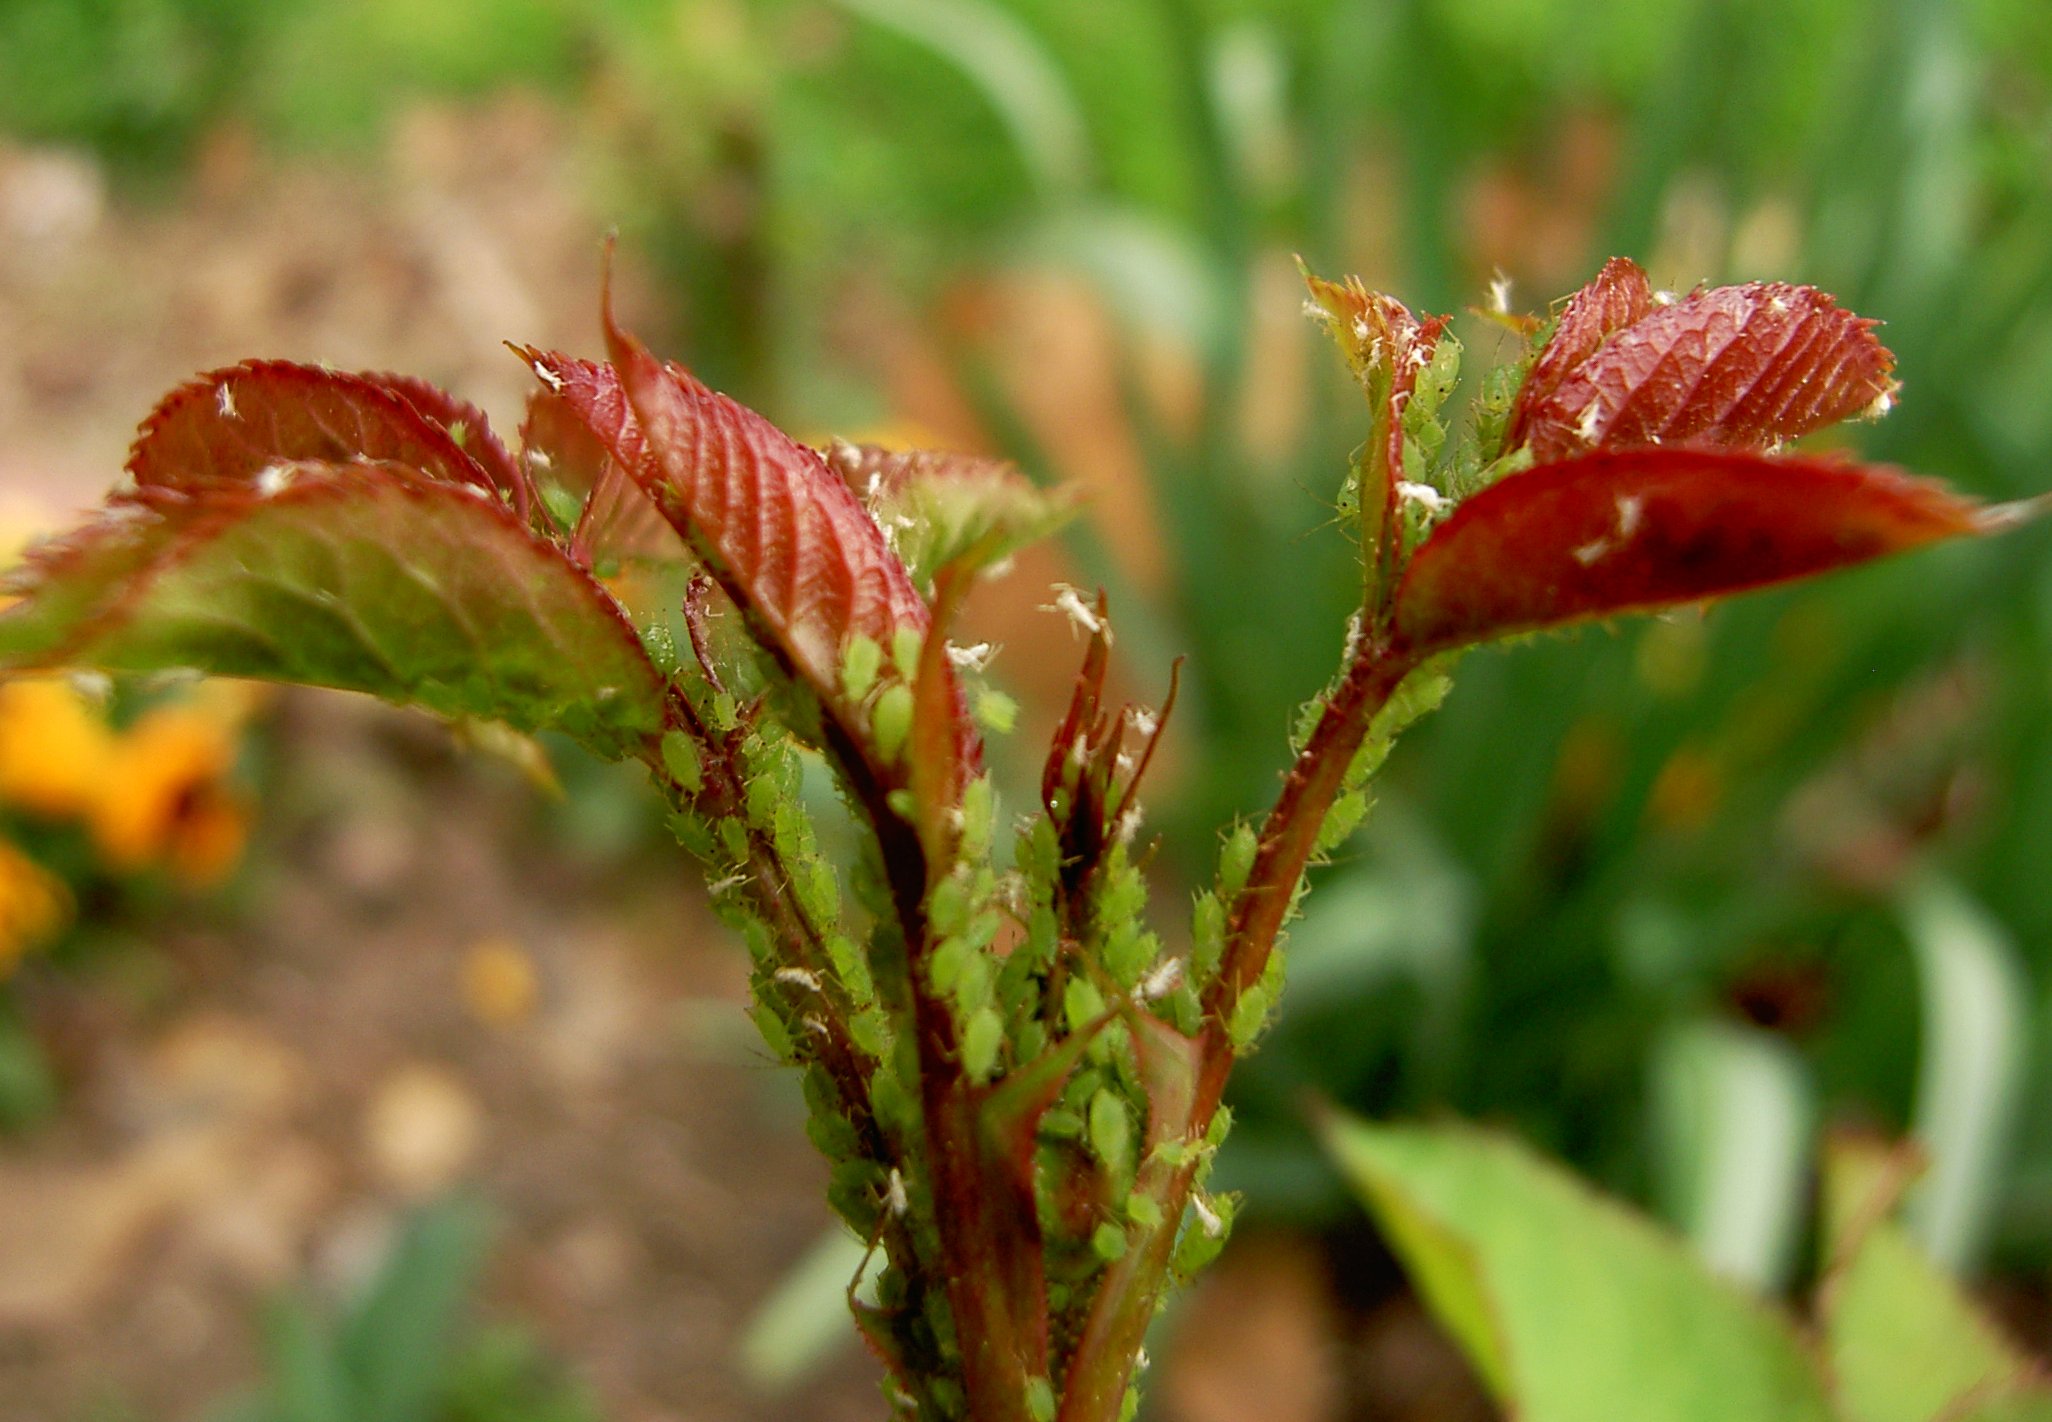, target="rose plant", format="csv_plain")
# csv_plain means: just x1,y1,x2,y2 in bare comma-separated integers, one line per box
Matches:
0,253,2035,1420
